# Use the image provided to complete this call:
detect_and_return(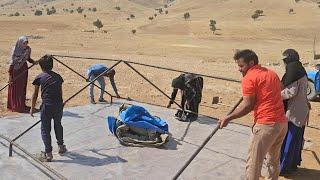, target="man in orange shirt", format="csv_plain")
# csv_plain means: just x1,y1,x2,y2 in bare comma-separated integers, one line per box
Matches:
219,49,288,180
